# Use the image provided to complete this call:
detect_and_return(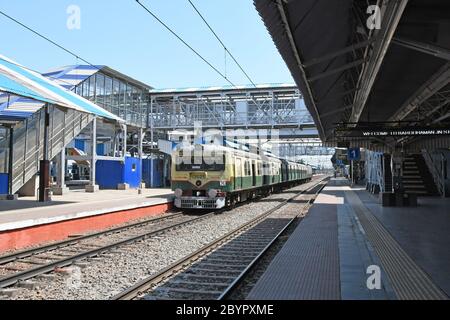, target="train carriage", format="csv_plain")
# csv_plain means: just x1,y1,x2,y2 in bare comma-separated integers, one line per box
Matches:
171,144,312,209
